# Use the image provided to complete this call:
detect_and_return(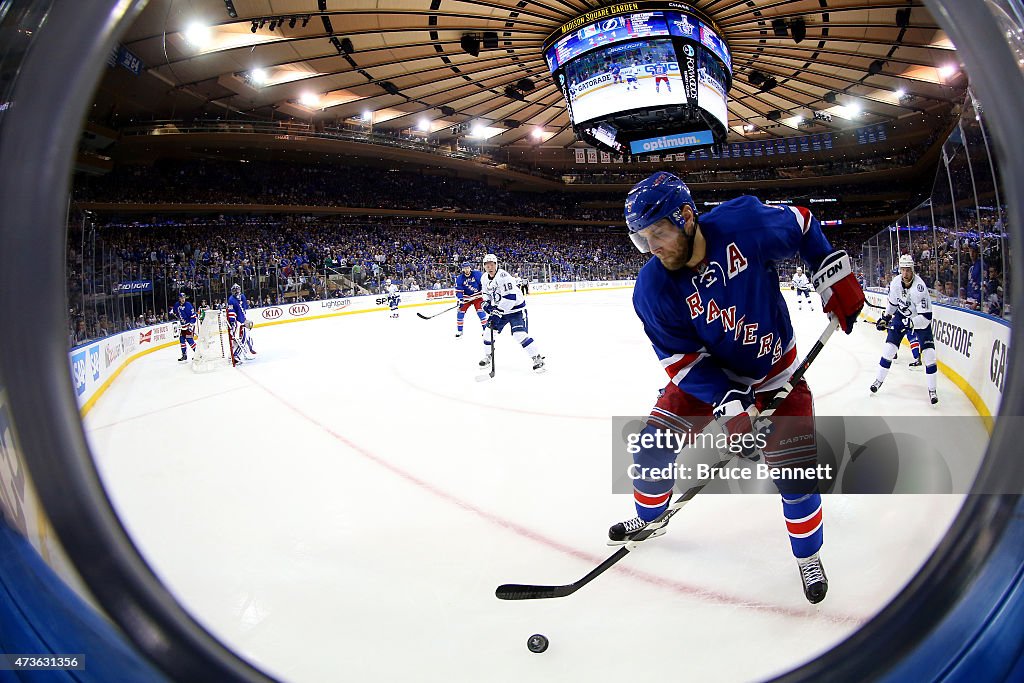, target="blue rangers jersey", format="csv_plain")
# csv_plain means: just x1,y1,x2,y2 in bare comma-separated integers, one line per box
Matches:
633,196,834,405
171,301,197,326
455,270,485,302
227,293,249,325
